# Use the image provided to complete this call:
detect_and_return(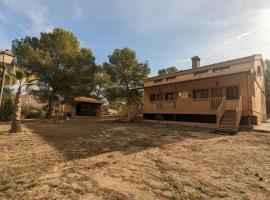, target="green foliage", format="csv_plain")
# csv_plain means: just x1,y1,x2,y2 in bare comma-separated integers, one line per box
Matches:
24,109,41,119
91,64,112,101
22,104,42,119
104,47,150,105
12,28,96,118
0,97,13,122
158,66,178,75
